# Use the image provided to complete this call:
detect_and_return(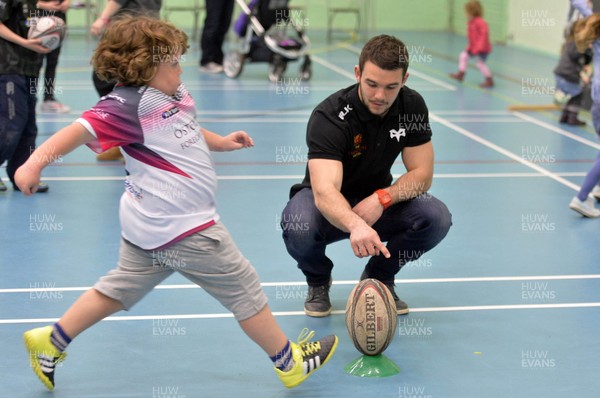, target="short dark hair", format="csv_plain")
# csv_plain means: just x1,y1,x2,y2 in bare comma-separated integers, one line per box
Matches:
358,35,409,74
